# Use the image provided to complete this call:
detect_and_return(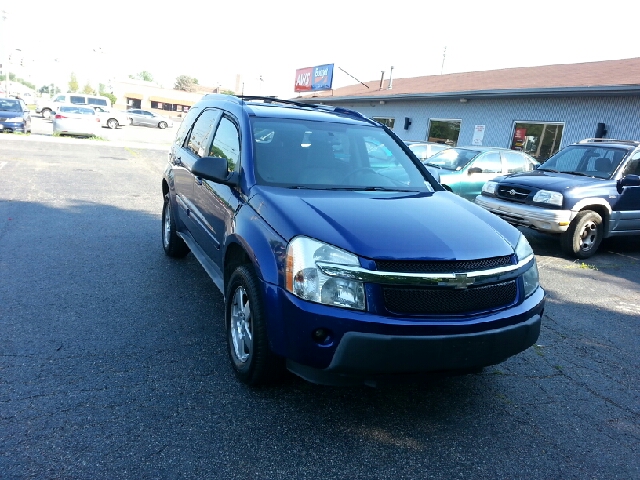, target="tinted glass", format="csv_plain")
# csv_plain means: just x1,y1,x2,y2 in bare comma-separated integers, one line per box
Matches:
542,145,627,179
87,98,108,106
251,118,433,191
210,117,240,172
70,96,86,104
54,95,65,102
0,99,21,112
187,109,220,157
428,148,480,170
